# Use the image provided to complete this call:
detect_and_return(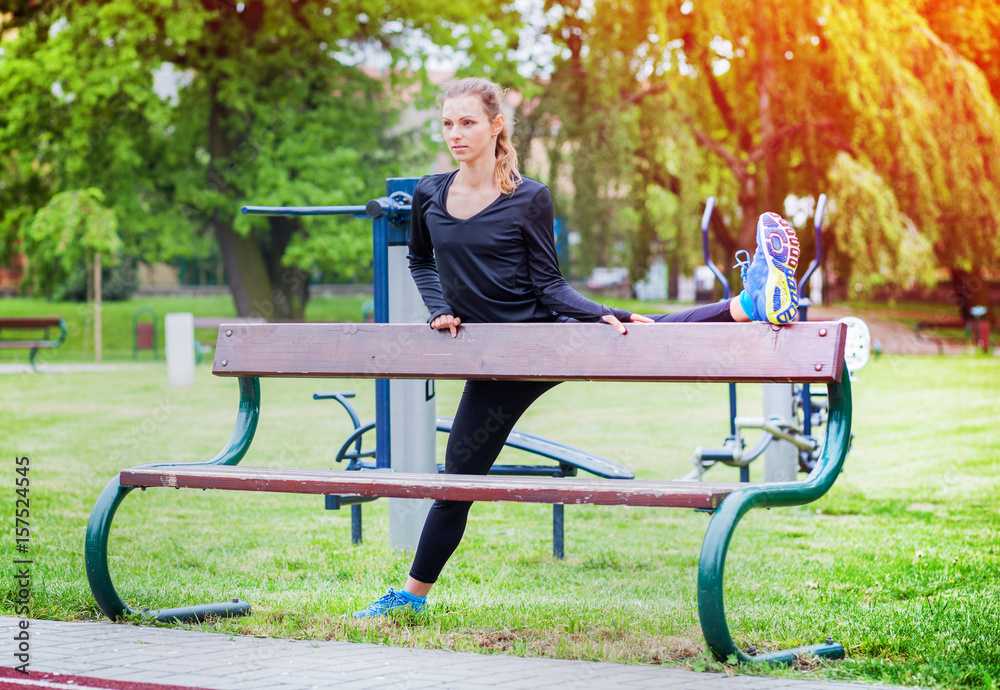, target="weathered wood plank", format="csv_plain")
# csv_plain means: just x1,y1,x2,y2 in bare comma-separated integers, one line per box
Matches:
121,467,735,510
0,317,64,329
193,317,266,329
212,322,846,383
